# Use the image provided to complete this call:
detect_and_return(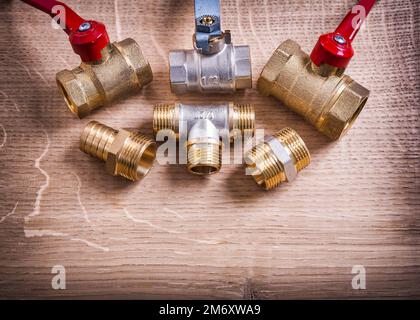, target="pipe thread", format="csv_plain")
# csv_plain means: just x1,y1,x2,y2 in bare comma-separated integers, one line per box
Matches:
246,128,310,190
231,103,255,135
116,133,155,181
273,127,311,172
247,143,285,190
187,141,222,175
153,103,177,135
